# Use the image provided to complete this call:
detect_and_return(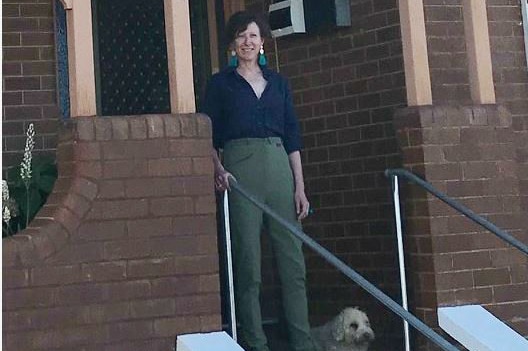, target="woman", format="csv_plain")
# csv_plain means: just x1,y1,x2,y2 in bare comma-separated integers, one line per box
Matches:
202,11,316,351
